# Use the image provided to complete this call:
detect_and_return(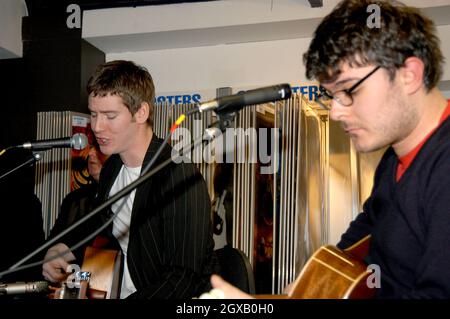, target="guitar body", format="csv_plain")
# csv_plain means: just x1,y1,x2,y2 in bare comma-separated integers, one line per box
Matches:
81,246,122,299
288,235,375,299
255,235,376,299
